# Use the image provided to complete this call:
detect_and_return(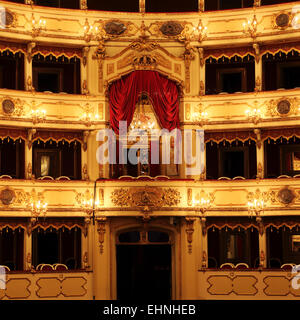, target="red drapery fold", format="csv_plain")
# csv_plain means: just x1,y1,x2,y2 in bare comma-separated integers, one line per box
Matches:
109,70,180,134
